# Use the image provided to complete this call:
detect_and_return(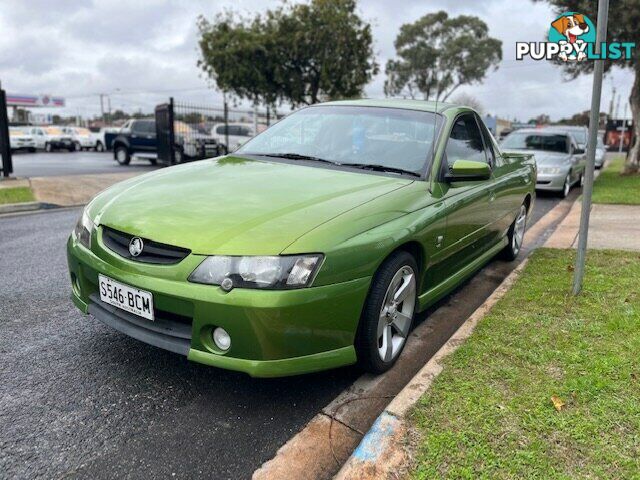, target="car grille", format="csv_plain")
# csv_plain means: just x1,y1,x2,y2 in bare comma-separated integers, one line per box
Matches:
101,226,191,264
